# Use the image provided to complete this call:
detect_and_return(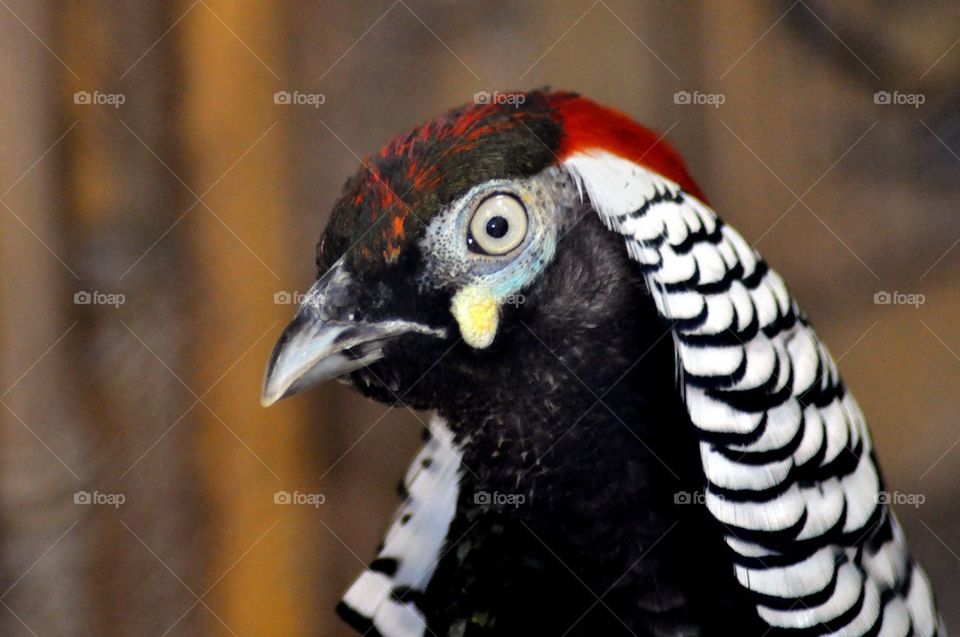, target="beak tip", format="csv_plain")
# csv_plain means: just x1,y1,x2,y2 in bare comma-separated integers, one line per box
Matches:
260,348,285,407
260,393,278,408
260,371,289,408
